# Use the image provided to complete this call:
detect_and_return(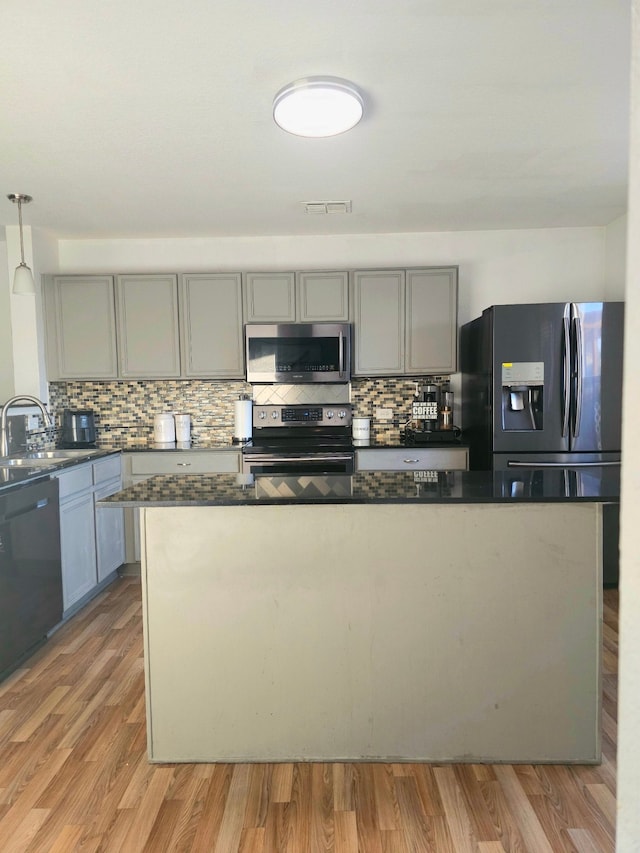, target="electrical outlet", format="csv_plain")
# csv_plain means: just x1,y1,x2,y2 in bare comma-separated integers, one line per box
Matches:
375,407,393,421
27,415,39,431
